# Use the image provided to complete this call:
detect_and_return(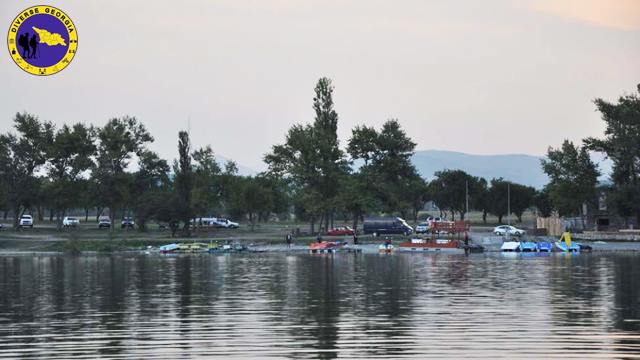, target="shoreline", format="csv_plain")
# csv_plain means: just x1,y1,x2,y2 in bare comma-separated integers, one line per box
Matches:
1,240,640,256
2,226,640,255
